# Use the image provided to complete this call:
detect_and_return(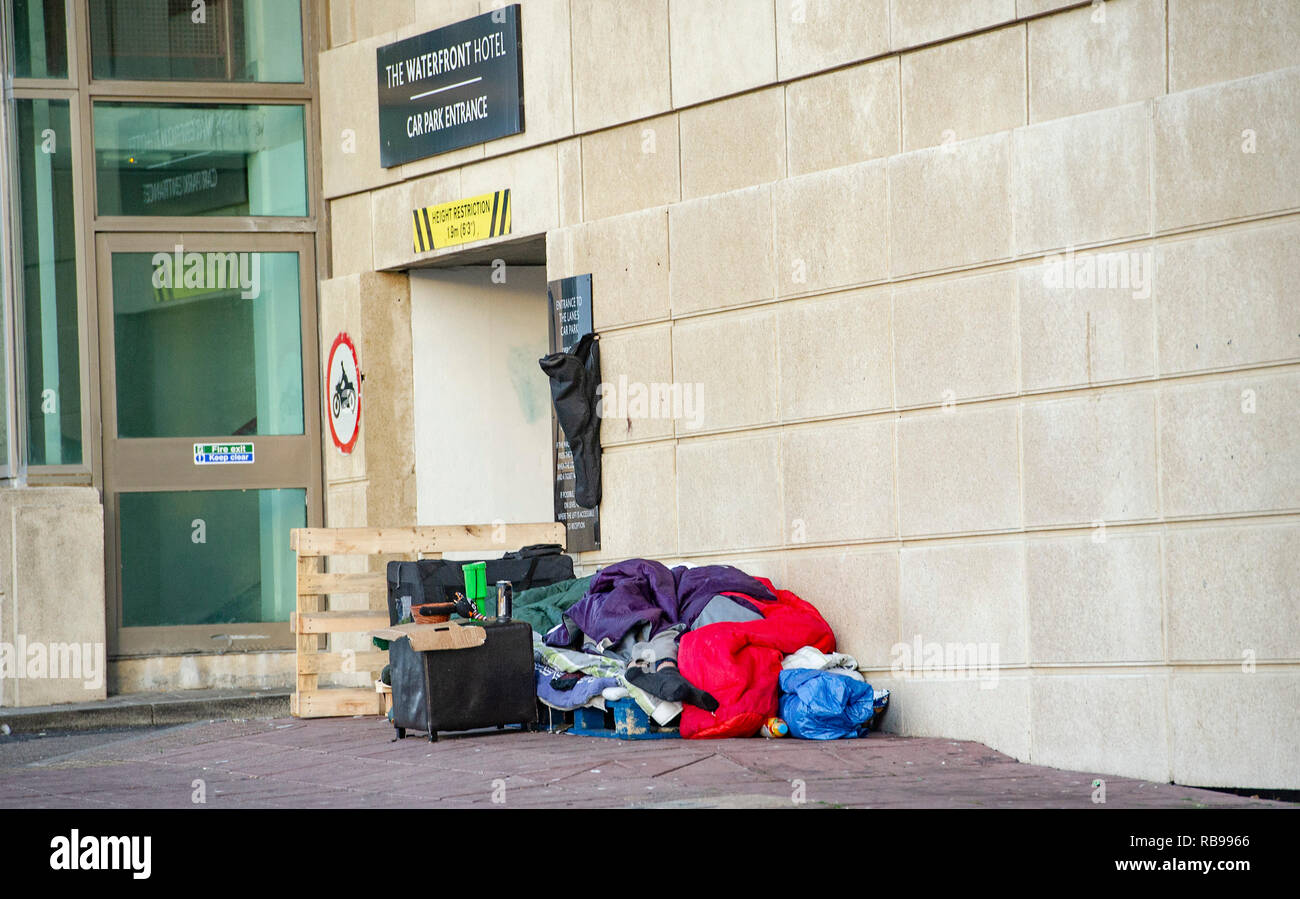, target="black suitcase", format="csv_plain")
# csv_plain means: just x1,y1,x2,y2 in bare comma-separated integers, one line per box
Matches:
389,620,537,742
